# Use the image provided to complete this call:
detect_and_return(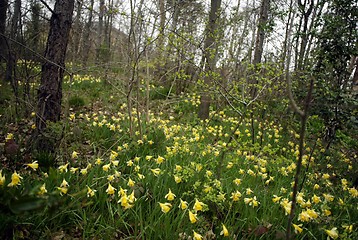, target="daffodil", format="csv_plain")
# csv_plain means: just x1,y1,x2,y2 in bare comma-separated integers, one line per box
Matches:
342,224,353,233
233,178,241,186
25,161,39,170
150,168,161,176
189,210,198,223
165,188,176,201
38,183,47,195
312,194,320,204
280,199,292,215
272,195,282,203
71,151,79,159
193,199,205,212
175,165,182,171
193,230,202,240
57,186,68,195
5,133,14,141
323,193,334,202
179,199,188,210
230,191,242,201
0,170,6,186
106,183,116,195
325,227,339,239
95,158,102,165
80,167,88,175
7,171,22,187
292,223,303,234
110,150,118,161
156,155,165,164
174,175,182,183
87,186,96,197
102,163,111,171
58,163,69,173
159,202,172,213
220,224,229,237
246,188,253,195
60,179,68,188
70,167,79,173
127,178,135,187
